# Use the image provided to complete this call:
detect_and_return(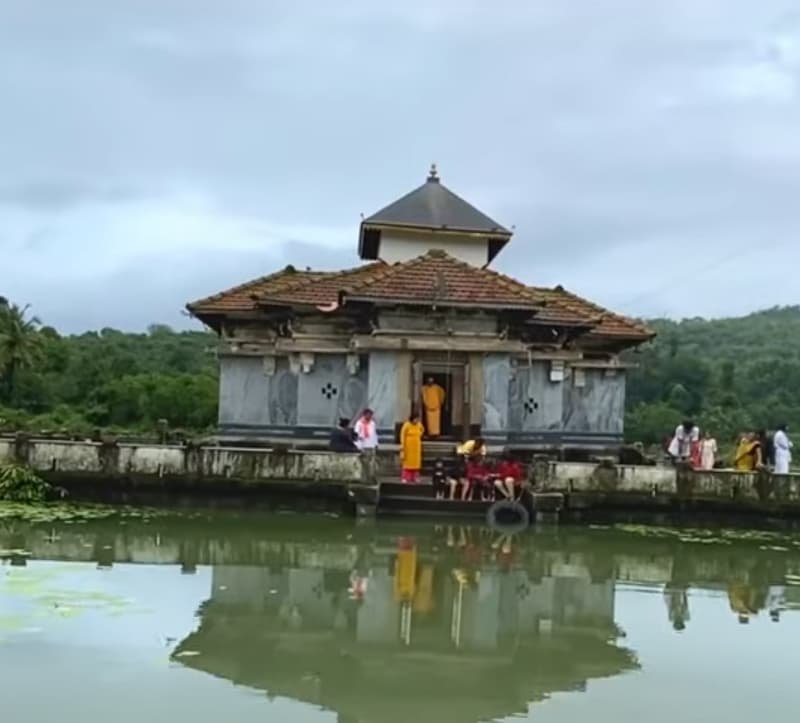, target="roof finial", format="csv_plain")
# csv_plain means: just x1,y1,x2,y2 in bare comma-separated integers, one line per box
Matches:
427,162,440,183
